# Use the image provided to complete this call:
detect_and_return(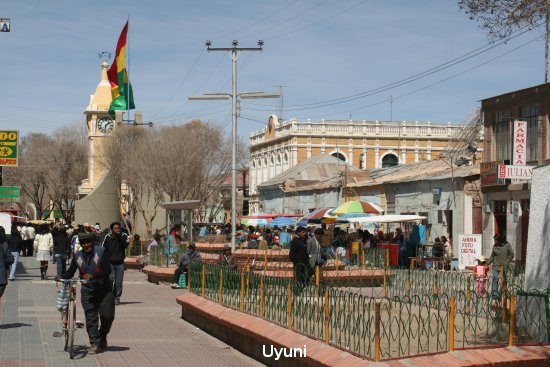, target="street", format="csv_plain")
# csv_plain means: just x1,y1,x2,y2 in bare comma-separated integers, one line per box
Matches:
0,256,264,367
